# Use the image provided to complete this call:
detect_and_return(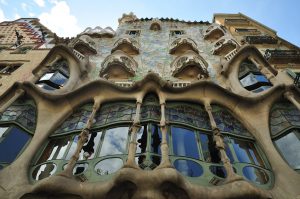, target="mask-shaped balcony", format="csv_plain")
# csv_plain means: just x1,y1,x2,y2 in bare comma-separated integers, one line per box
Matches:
171,50,209,80
69,35,97,56
212,37,239,56
203,24,226,41
169,37,198,55
99,50,138,80
111,37,140,55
